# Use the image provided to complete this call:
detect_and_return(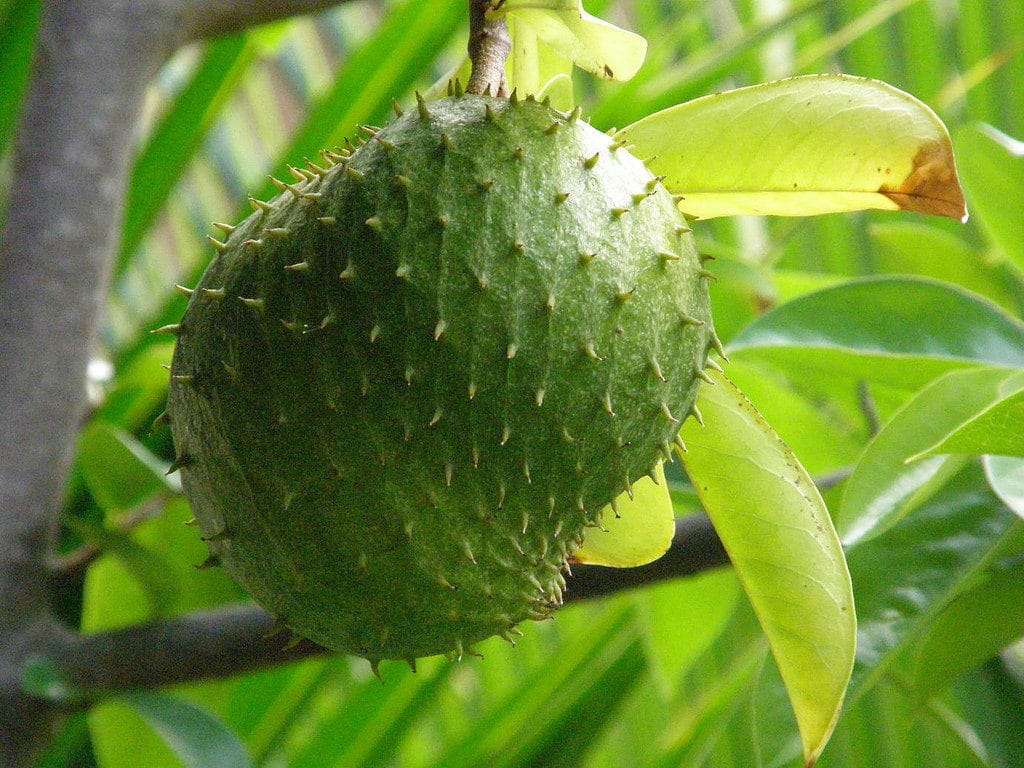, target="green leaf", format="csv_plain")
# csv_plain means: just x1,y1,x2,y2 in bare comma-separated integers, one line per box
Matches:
82,525,181,618
116,35,256,277
84,499,244,768
844,463,1022,710
911,374,1024,460
730,277,1024,391
21,656,83,704
617,74,966,221
129,0,466,361
435,605,644,768
985,455,1024,520
506,15,573,101
289,661,453,768
77,421,178,513
724,358,863,477
954,124,1024,272
900,557,1024,701
497,0,647,82
839,368,1024,545
0,0,41,157
869,222,1024,316
678,371,855,767
575,463,675,567
637,569,740,690
121,692,253,768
